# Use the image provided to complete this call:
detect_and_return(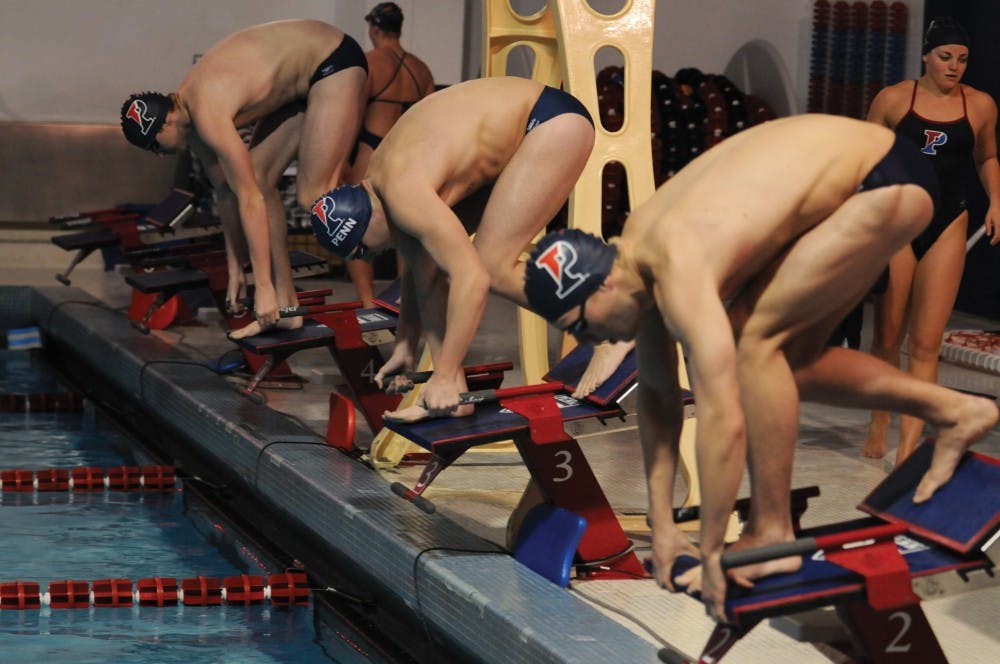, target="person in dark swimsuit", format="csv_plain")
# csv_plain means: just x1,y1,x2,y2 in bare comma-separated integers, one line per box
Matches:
344,2,436,307
519,114,997,623
308,77,594,422
862,17,1000,463
120,20,367,338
